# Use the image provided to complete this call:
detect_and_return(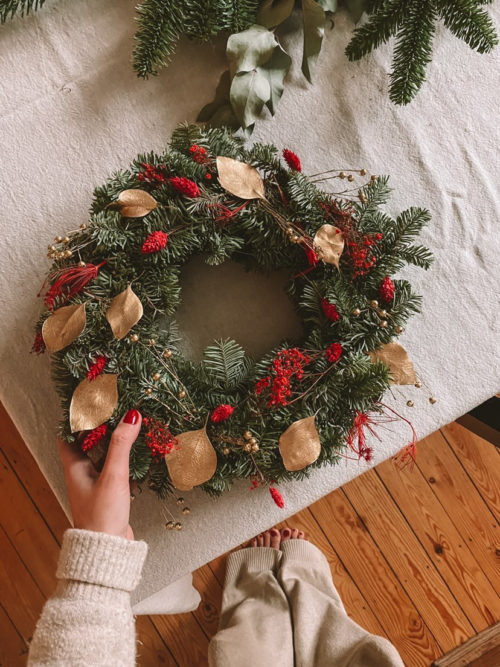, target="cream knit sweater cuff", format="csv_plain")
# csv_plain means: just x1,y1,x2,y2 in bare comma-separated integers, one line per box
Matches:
56,529,148,592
